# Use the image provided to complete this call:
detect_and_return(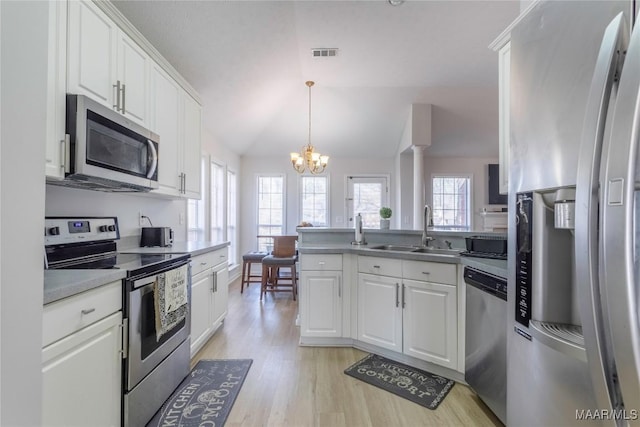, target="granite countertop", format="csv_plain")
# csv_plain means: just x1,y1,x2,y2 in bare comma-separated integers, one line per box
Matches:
44,241,228,306
298,243,508,275
44,269,127,305
298,244,461,264
119,241,229,257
